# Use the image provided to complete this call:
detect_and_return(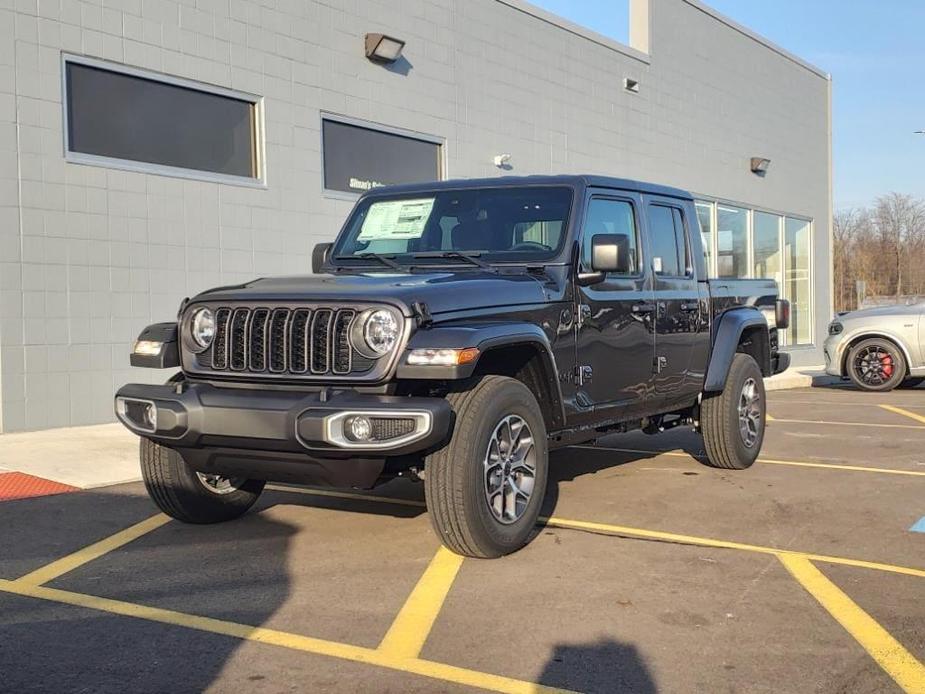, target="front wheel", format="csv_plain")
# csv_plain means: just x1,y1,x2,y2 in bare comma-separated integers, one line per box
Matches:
424,376,548,558
700,353,765,470
846,338,906,392
140,438,265,523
